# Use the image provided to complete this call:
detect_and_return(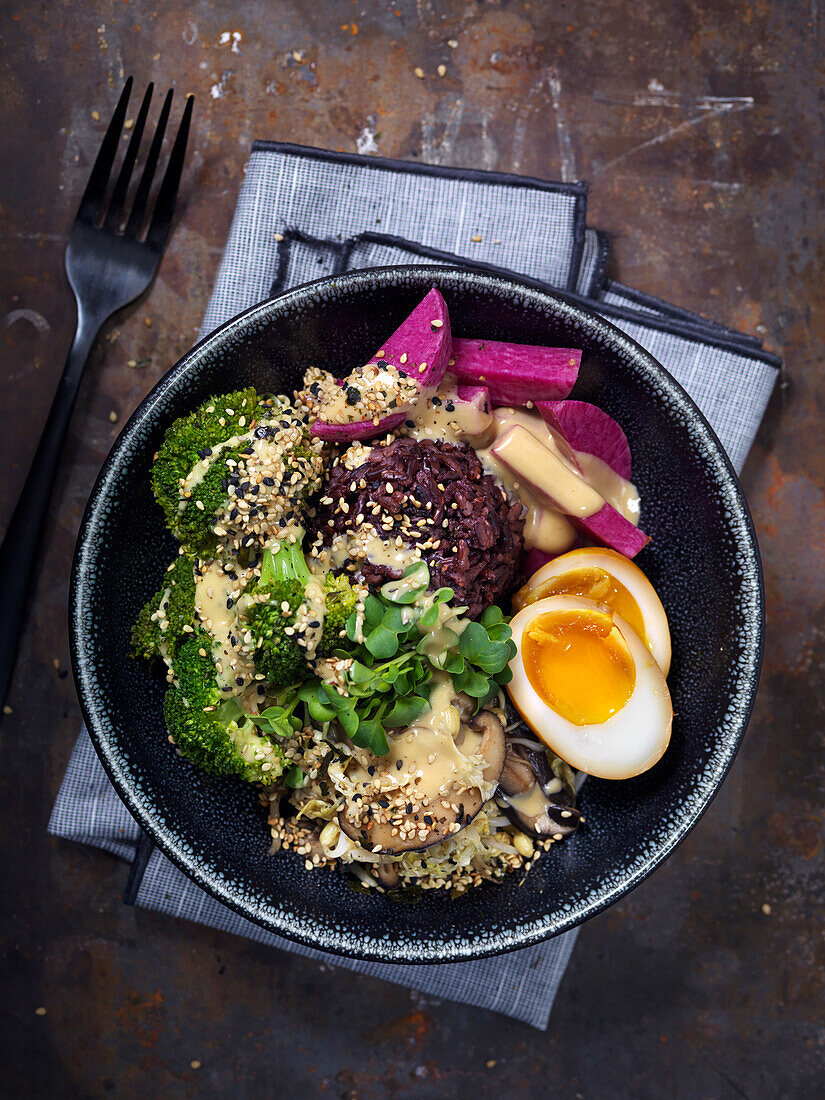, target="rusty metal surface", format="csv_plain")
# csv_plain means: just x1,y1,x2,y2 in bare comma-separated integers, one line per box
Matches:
0,1,821,1096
